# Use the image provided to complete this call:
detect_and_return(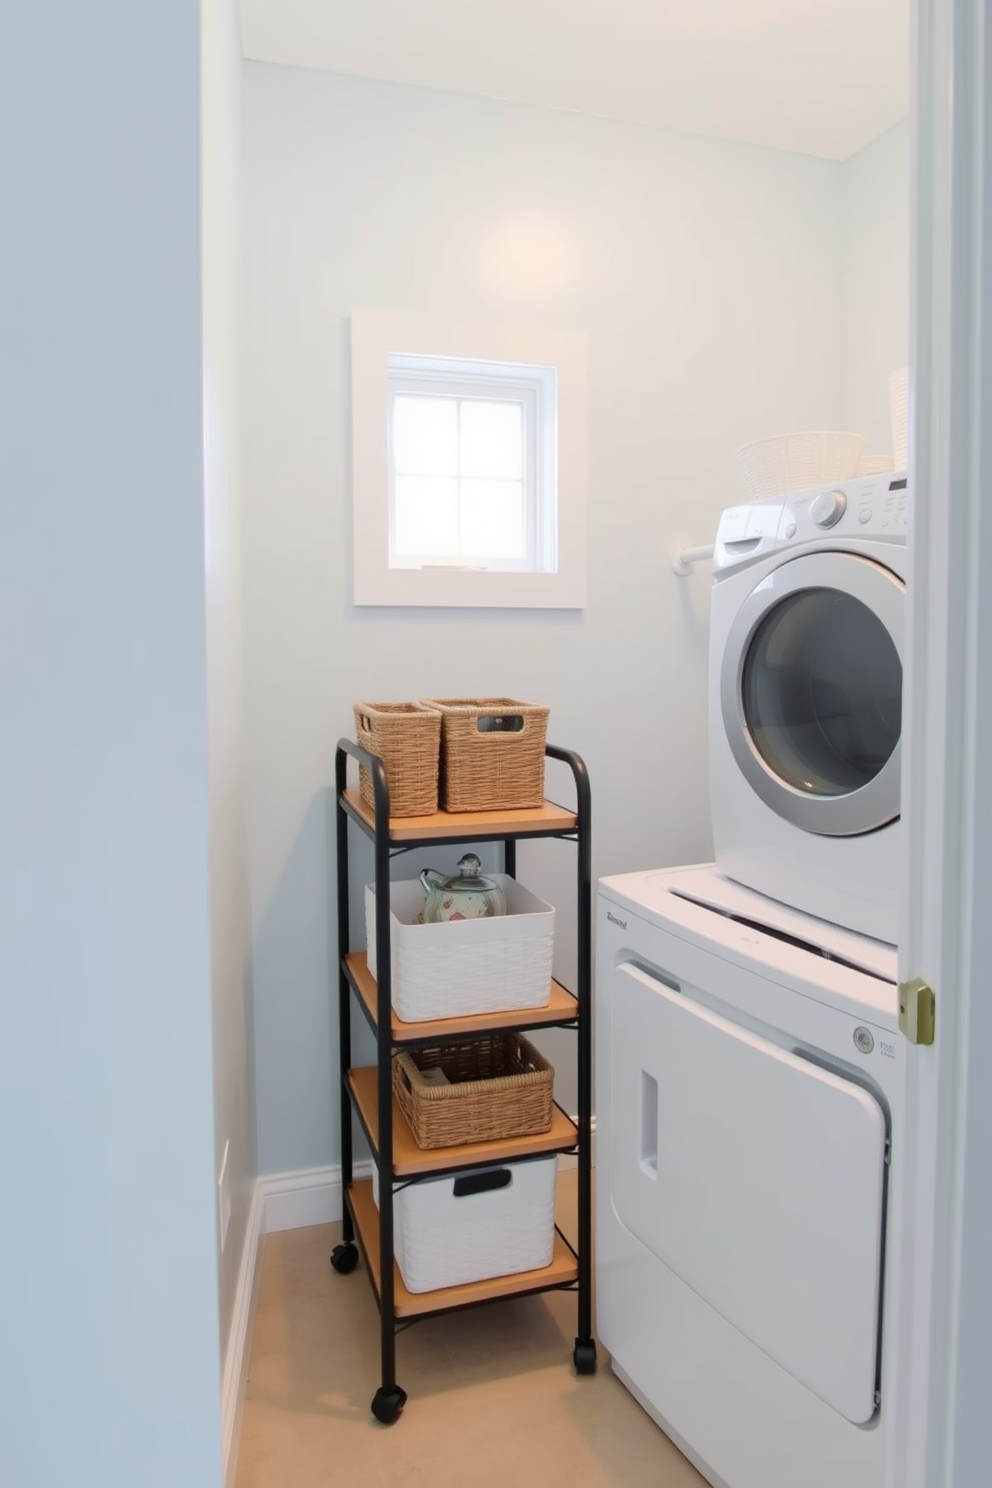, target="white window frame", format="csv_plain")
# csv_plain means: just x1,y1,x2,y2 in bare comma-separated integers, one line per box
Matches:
387,356,556,574
351,310,587,607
